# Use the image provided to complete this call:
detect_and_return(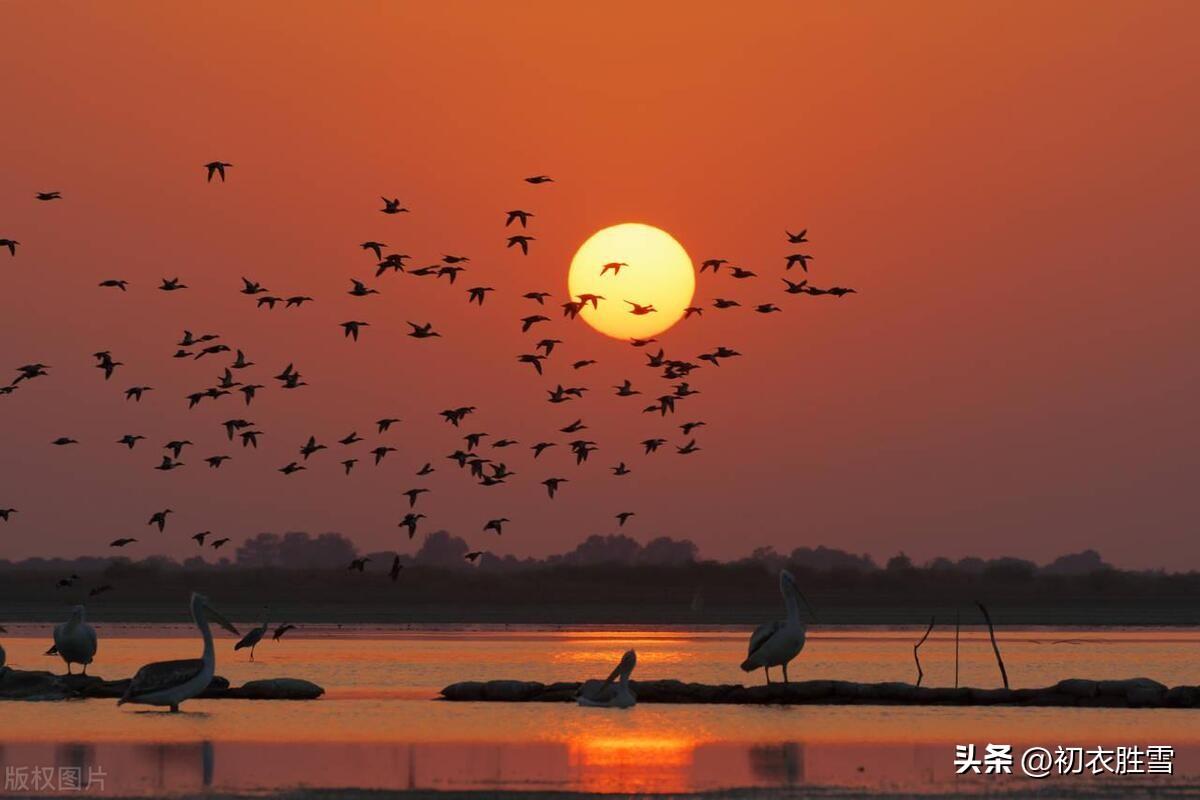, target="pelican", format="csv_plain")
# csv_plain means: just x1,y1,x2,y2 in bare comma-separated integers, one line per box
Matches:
118,593,239,712
53,606,98,675
741,570,816,684
234,616,269,661
577,649,637,709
